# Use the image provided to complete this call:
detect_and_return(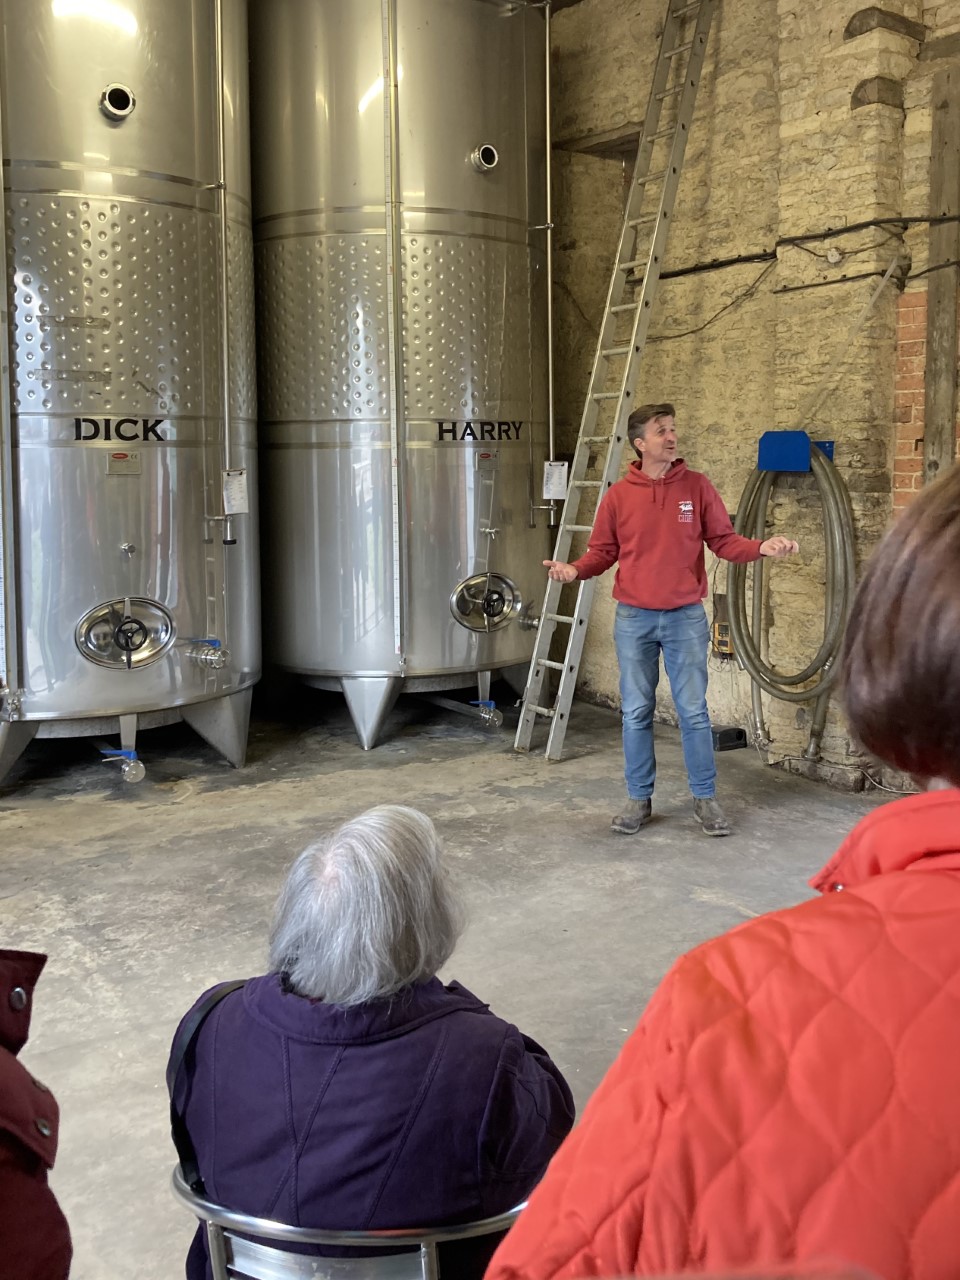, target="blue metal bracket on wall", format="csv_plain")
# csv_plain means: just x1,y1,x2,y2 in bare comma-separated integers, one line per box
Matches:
757,430,835,472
